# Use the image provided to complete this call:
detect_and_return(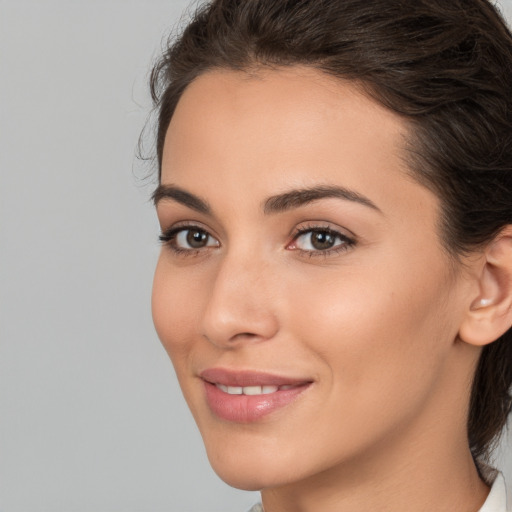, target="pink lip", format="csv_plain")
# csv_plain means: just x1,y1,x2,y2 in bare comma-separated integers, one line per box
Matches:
200,368,312,423
200,368,309,387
